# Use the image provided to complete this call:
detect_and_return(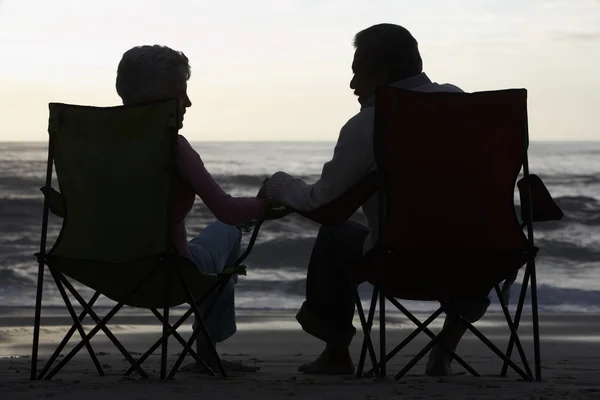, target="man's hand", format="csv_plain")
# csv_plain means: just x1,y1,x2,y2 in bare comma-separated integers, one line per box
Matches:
265,206,293,220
